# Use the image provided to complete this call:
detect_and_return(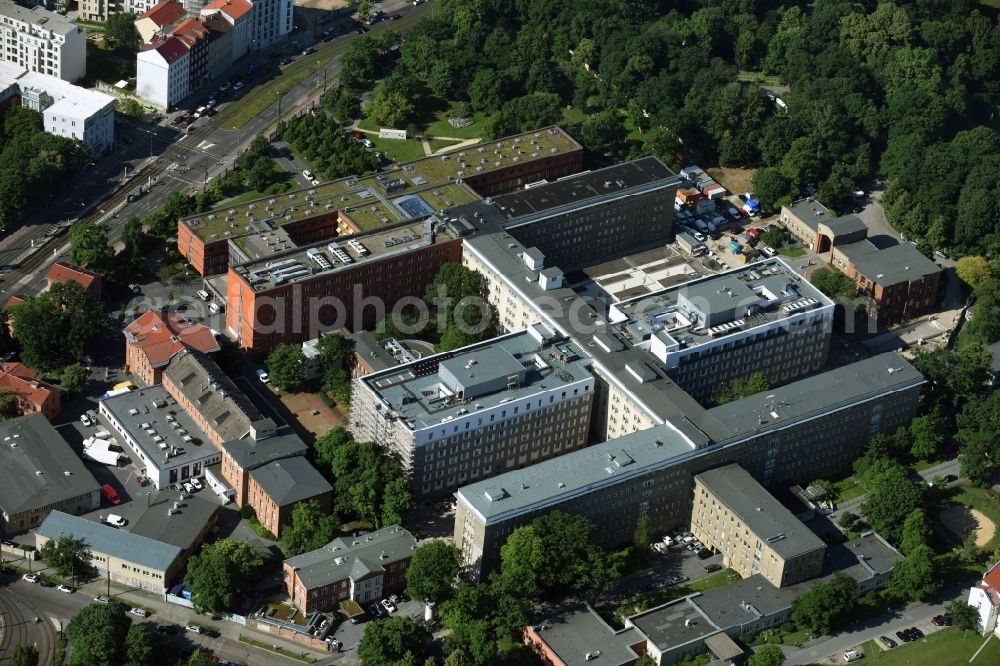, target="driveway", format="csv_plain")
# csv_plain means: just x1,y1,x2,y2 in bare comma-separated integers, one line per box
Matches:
781,588,963,665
